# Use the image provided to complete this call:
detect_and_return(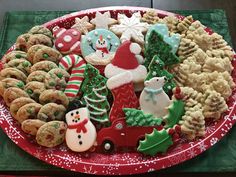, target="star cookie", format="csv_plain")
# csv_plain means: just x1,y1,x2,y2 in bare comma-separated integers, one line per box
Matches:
110,12,150,45
71,16,94,34
90,11,117,29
